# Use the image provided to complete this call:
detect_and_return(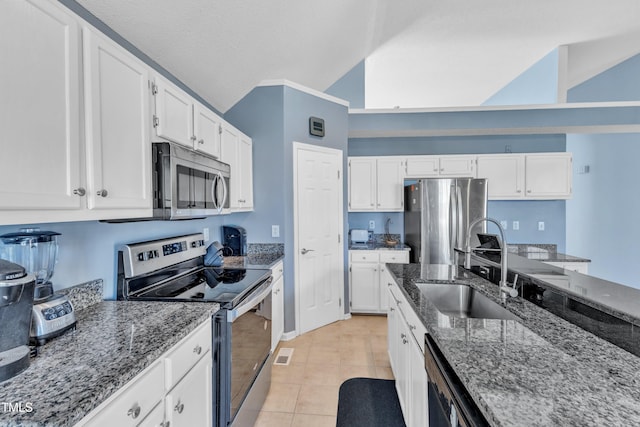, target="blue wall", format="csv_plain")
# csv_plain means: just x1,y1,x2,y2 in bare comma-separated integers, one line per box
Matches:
567,52,640,288
225,85,349,333
483,48,561,106
325,61,365,108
